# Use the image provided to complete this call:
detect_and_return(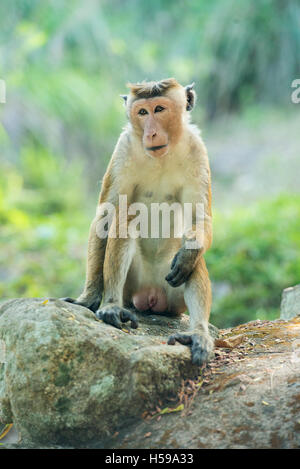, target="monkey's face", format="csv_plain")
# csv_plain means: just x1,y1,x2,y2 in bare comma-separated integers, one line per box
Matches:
130,96,183,158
